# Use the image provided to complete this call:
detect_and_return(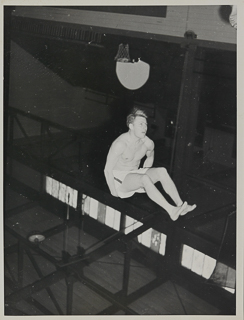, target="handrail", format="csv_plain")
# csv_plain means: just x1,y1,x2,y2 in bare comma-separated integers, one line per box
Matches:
7,105,79,134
